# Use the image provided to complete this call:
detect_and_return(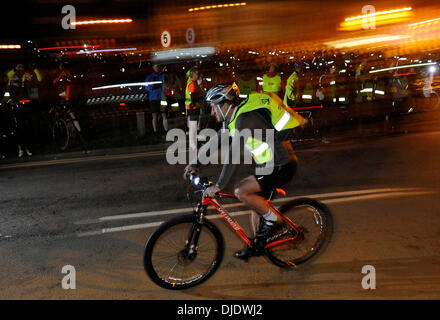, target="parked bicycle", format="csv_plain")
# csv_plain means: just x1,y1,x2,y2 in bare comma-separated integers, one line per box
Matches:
143,173,333,290
0,99,33,157
49,101,84,151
